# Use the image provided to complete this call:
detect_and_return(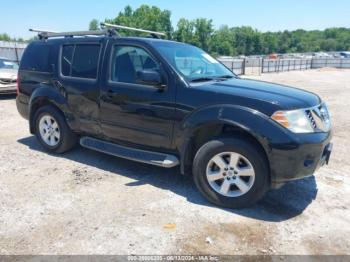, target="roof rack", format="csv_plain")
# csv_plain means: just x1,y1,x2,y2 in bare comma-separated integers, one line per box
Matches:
30,23,166,40
29,28,118,40
100,22,166,39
